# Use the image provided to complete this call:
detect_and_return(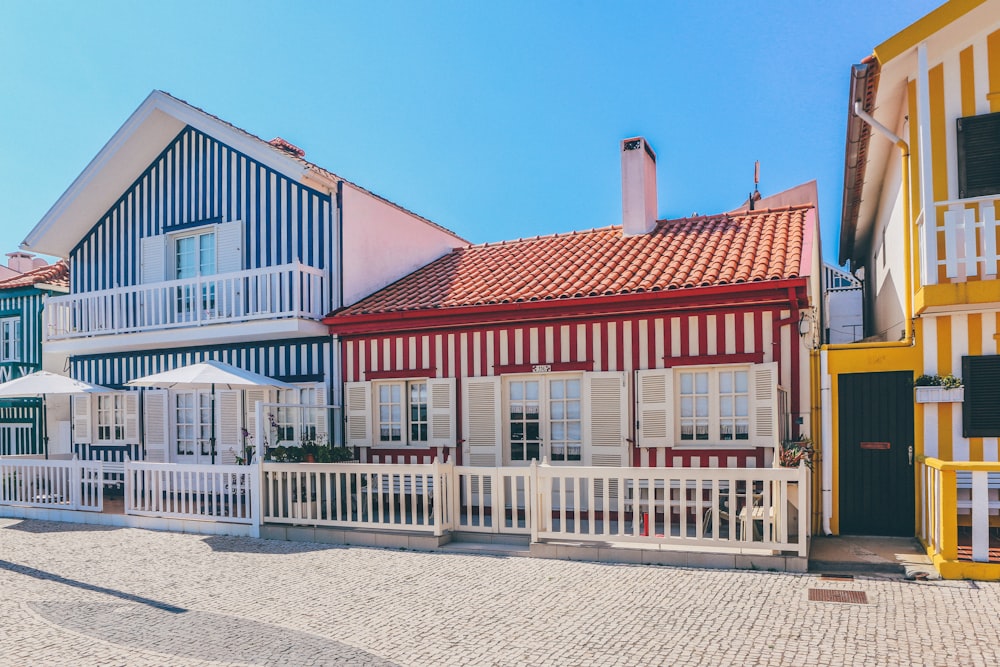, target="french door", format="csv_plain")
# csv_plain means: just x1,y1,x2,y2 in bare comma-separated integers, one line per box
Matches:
504,375,582,466
174,390,214,465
